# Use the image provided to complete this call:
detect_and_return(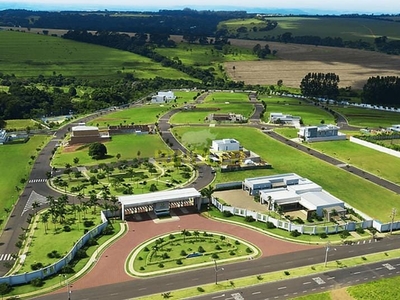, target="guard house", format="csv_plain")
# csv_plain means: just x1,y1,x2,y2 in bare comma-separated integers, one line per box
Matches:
298,124,346,142
118,188,201,220
243,173,300,196
211,139,242,152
